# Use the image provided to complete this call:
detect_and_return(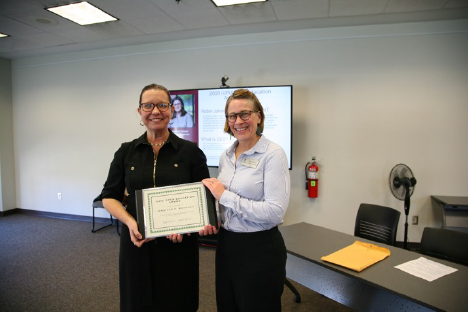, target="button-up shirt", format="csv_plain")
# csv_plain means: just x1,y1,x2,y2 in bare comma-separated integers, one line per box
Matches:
217,135,290,232
102,130,210,218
